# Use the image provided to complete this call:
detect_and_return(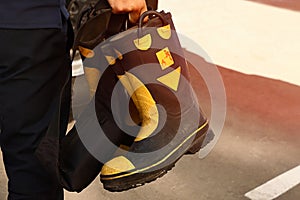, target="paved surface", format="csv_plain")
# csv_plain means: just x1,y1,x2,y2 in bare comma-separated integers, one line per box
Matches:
160,0,300,86
1,0,299,199
1,51,299,200
247,0,300,11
